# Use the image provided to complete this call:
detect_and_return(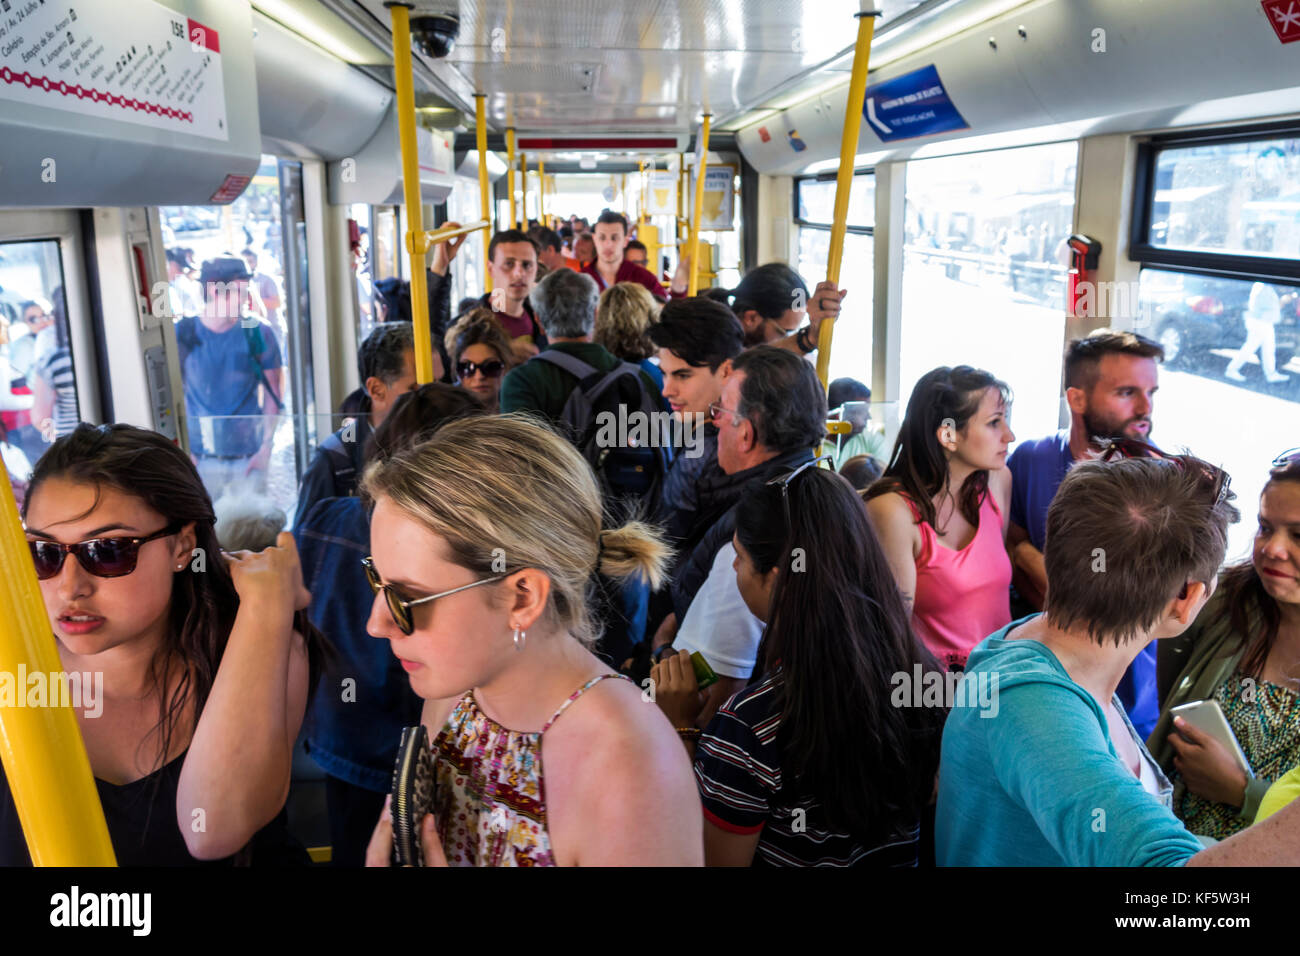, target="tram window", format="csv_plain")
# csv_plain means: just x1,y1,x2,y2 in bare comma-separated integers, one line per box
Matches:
899,142,1077,442
0,239,79,511
159,154,316,528
446,179,486,308
350,203,377,343
796,174,874,229
1134,267,1300,561
1144,135,1300,259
